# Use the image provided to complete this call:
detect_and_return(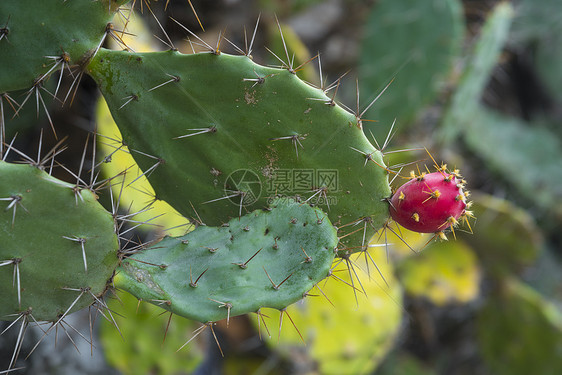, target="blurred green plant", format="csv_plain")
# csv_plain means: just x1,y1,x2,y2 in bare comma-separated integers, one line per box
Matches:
461,193,542,277
258,240,403,375
463,108,562,219
439,1,514,143
397,240,480,306
100,292,204,375
512,0,562,104
376,352,437,375
478,278,562,375
360,0,465,140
